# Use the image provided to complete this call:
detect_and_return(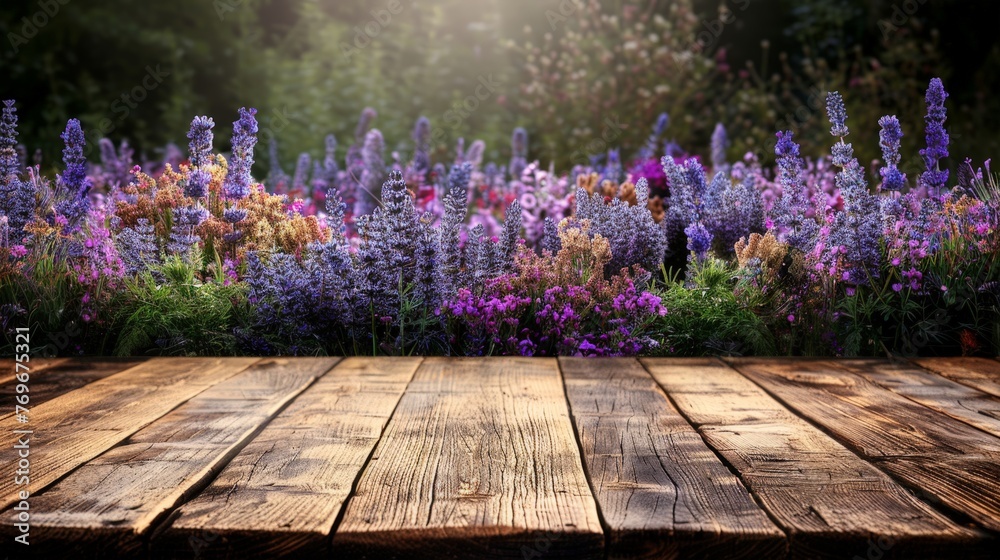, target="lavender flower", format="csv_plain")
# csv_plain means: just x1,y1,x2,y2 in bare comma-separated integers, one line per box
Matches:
55,119,92,228
185,168,211,199
266,138,290,192
920,78,950,197
684,221,713,263
705,172,764,254
358,129,386,217
117,218,158,276
436,163,471,299
1,100,21,181
223,108,258,200
98,138,133,188
414,212,439,307
168,205,207,258
711,122,729,172
187,116,215,169
576,177,666,275
510,127,528,180
223,206,247,224
497,200,522,273
771,131,818,252
826,94,882,285
411,116,431,176
292,152,311,194
464,140,485,169
355,107,377,144
323,134,339,185
826,91,849,138
639,113,669,160
0,100,34,241
356,170,419,318
542,216,561,255
878,115,906,192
